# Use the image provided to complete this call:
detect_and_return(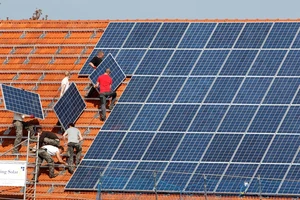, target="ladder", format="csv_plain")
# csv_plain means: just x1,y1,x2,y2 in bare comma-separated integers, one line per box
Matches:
24,130,39,200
